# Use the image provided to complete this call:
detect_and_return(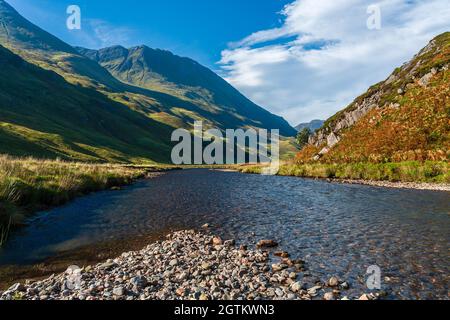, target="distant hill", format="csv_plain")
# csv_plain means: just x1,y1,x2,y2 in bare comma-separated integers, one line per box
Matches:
0,0,296,163
297,32,450,164
76,45,296,135
295,120,324,132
